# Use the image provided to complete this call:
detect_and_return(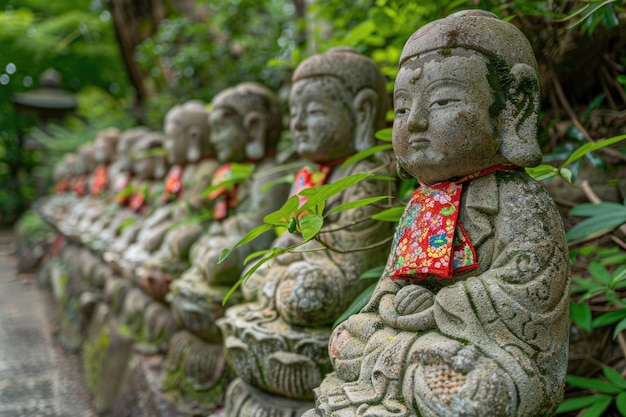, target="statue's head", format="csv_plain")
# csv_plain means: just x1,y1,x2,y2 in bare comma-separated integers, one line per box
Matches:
289,47,388,164
117,127,150,172
164,101,214,165
209,82,283,163
393,10,541,184
93,127,120,165
76,143,97,175
131,131,168,180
